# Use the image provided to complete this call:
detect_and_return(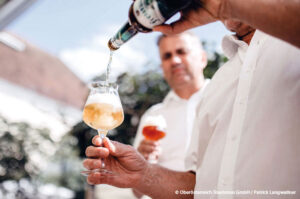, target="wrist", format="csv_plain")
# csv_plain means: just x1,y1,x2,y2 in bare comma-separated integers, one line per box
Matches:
133,162,155,193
